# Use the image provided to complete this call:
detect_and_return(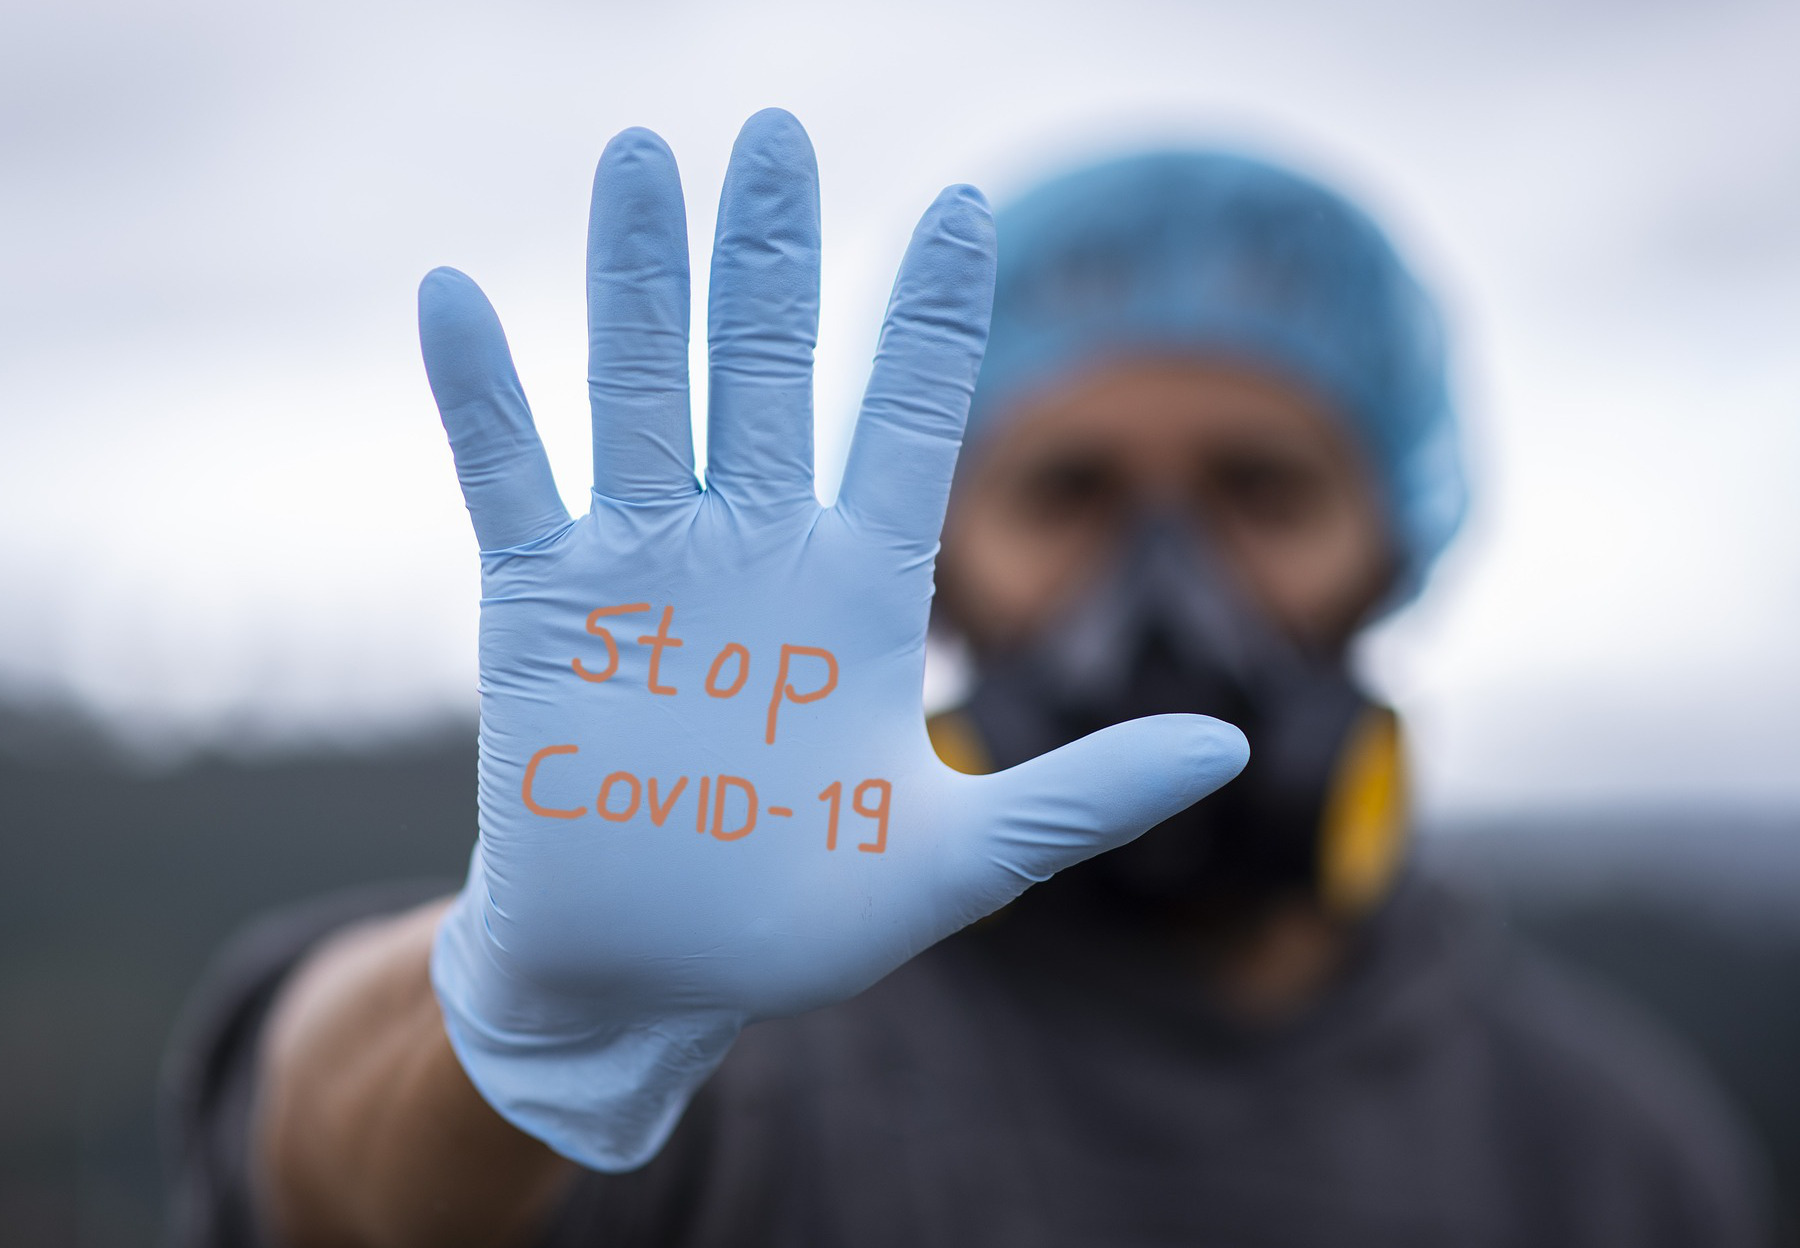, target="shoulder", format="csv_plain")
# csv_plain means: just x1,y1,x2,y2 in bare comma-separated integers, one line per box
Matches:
1455,901,1771,1243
